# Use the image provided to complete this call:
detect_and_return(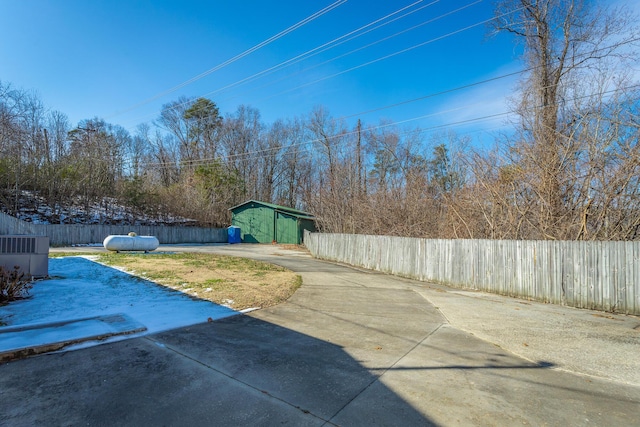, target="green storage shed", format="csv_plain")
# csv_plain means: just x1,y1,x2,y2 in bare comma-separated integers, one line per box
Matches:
229,200,316,244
